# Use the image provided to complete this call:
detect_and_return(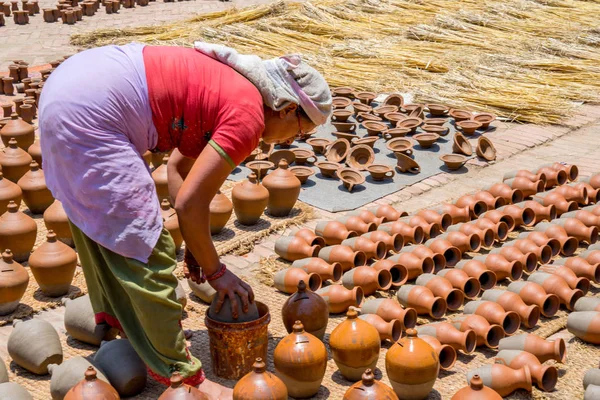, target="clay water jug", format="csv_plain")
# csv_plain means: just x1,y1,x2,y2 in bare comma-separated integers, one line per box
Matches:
387,251,435,279
455,259,497,290
28,139,42,165
0,171,22,211
463,300,520,334
533,192,577,215
316,284,363,314
0,138,32,182
498,333,566,363
367,204,406,222
481,289,540,329
474,190,506,210
291,228,325,247
343,369,399,400
342,266,392,295
315,220,357,245
424,238,461,266
0,382,33,399
539,264,590,293
342,237,386,260
417,322,476,354
415,209,452,230
507,281,560,318
261,160,300,217
473,218,509,241
64,367,119,400
338,216,376,236
0,201,37,262
0,250,28,315
451,314,504,348
49,357,110,400
503,169,546,184
17,161,53,213
232,358,288,400
567,311,600,344
419,335,456,370
28,231,77,296
447,223,494,248
553,184,588,204
360,298,417,330
466,364,532,397
274,236,320,261
209,190,232,234
506,238,552,264
231,174,269,225
541,162,578,181
292,258,342,282
274,268,321,294
504,177,544,198
318,245,367,272
437,231,481,253
347,209,385,226
0,114,34,149
371,259,408,287
8,319,63,374
273,321,327,398
495,350,557,391
480,210,515,232
152,155,169,202
451,374,502,400
329,308,380,381
63,295,112,346
415,274,464,311
43,200,73,247
93,339,147,396
550,218,598,244
400,245,446,271
472,254,522,281
281,280,328,340
158,372,208,399
496,204,535,227
489,245,536,273
436,268,481,299
396,284,447,319
378,221,423,244
527,271,583,310
455,194,488,217
386,329,439,400
158,200,182,249
575,297,600,312
358,313,402,342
